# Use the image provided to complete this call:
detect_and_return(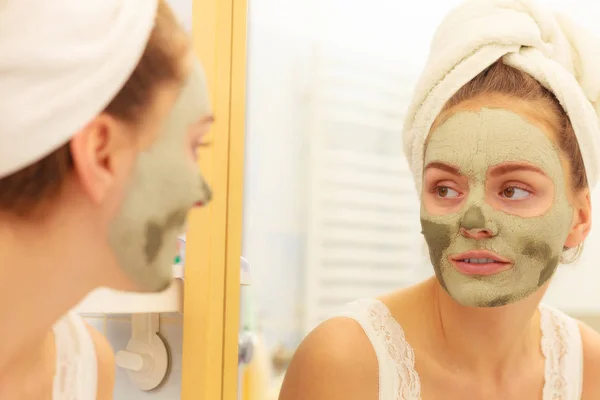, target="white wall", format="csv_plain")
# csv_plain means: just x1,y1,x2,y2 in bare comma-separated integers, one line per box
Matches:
241,14,314,352
167,0,191,31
